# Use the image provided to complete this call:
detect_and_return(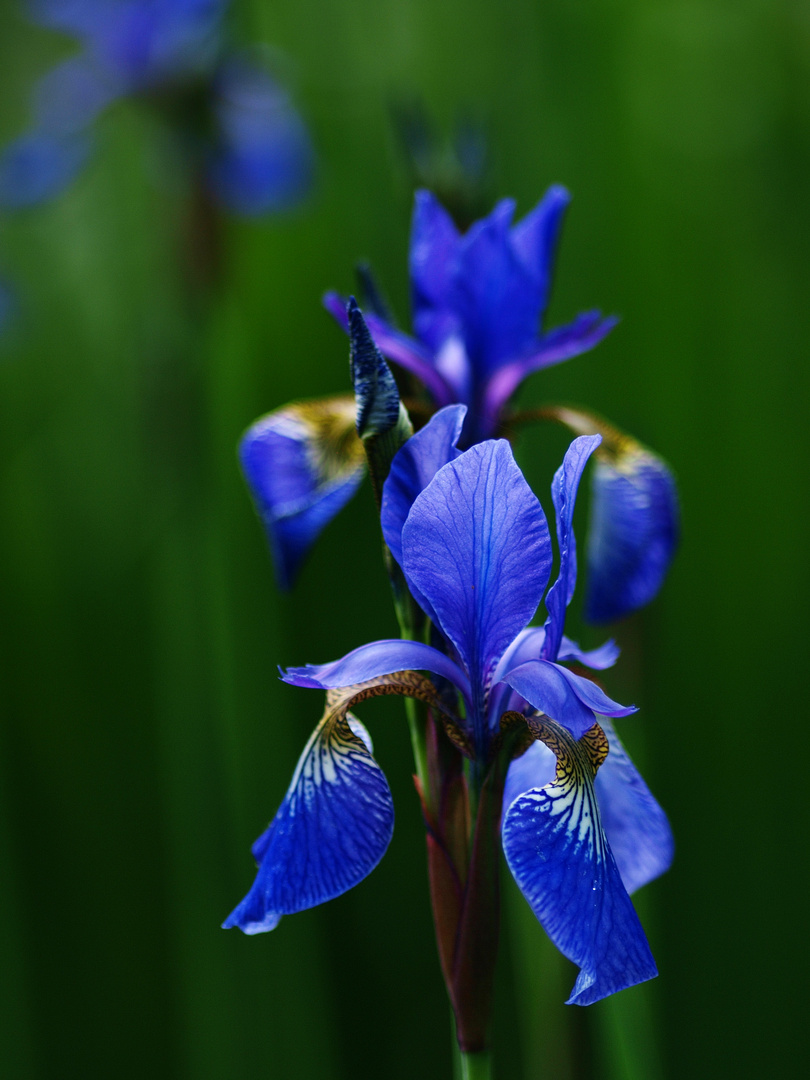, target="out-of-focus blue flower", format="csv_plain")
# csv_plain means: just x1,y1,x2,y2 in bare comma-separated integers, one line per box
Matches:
0,1,313,214
326,188,617,446
207,55,316,216
225,411,672,1004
